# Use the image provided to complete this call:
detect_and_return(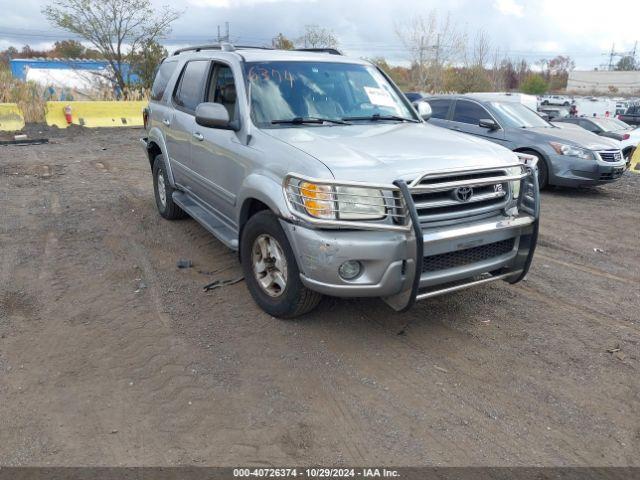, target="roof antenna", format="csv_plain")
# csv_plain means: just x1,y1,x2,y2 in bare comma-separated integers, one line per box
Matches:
221,42,235,52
